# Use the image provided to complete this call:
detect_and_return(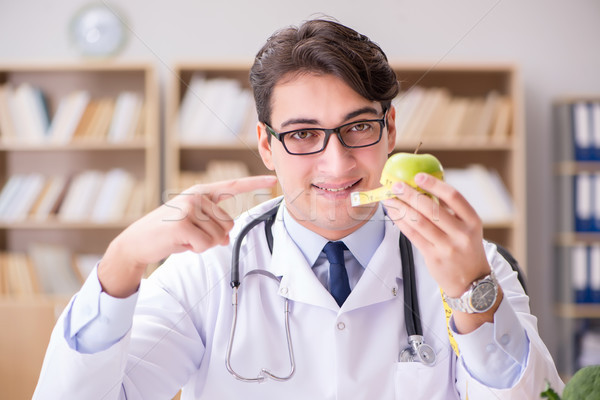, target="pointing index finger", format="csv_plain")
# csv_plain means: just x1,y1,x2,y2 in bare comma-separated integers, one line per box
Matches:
198,175,278,203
